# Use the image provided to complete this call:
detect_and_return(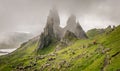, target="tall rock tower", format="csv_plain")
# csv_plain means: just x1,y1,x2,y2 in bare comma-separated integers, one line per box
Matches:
37,10,87,50
48,8,63,39
37,16,55,49
64,15,87,39
37,8,62,50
